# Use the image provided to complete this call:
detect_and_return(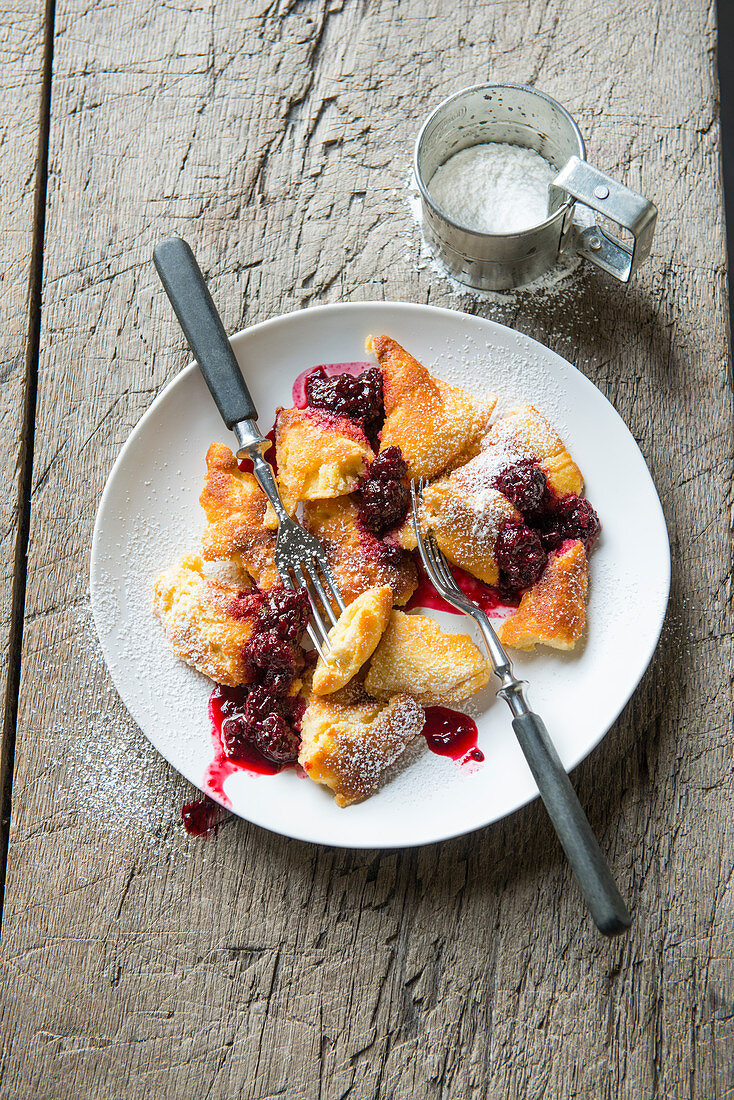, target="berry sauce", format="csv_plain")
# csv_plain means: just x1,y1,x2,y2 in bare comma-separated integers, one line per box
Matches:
422,706,484,767
406,557,518,617
181,795,224,837
204,746,239,808
292,362,373,409
492,457,547,513
534,493,601,552
203,682,302,812
209,686,283,778
495,518,547,593
302,364,384,448
199,586,311,806
356,447,410,537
